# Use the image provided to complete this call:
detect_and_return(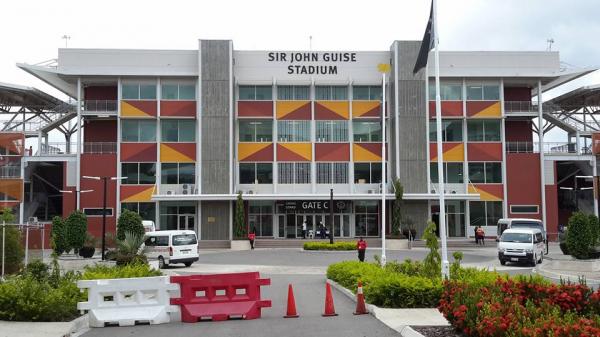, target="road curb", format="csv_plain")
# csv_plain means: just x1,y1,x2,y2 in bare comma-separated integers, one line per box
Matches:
534,266,600,284
68,314,89,337
327,279,426,337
